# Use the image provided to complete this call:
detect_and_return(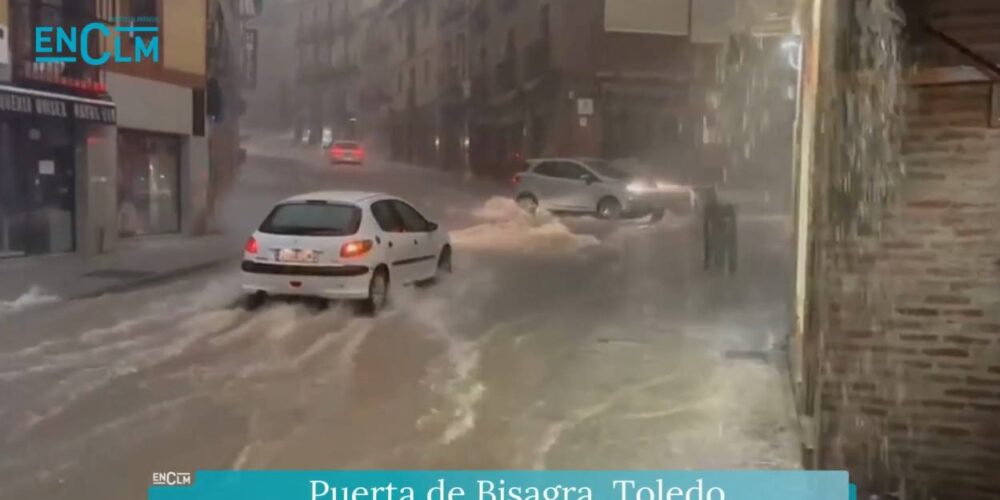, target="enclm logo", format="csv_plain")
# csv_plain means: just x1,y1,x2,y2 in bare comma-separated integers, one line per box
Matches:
34,21,160,66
